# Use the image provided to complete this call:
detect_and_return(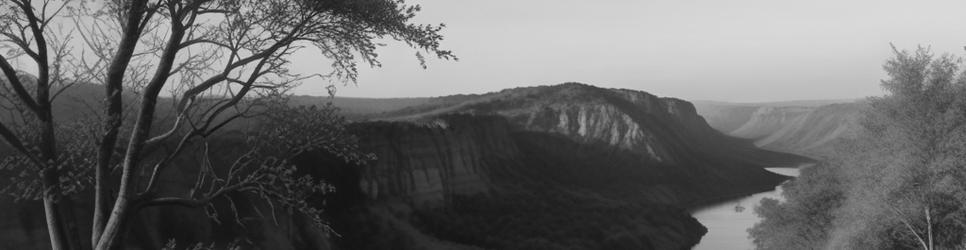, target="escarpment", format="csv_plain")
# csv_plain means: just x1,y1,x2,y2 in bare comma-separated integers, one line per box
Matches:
381,83,807,193
325,114,710,249
350,115,519,207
